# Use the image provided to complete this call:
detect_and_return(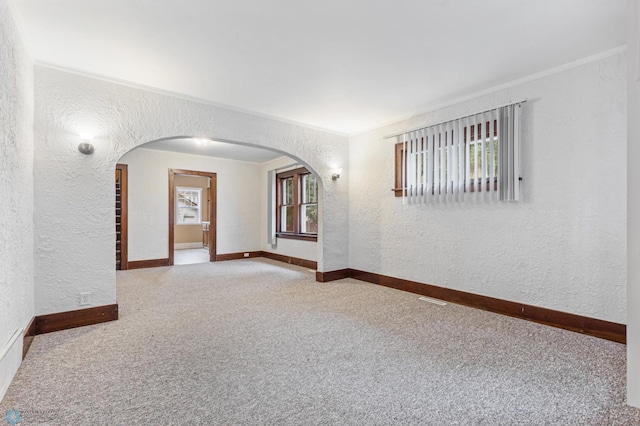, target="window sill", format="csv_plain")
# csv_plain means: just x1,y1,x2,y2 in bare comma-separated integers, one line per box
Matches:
276,233,318,242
